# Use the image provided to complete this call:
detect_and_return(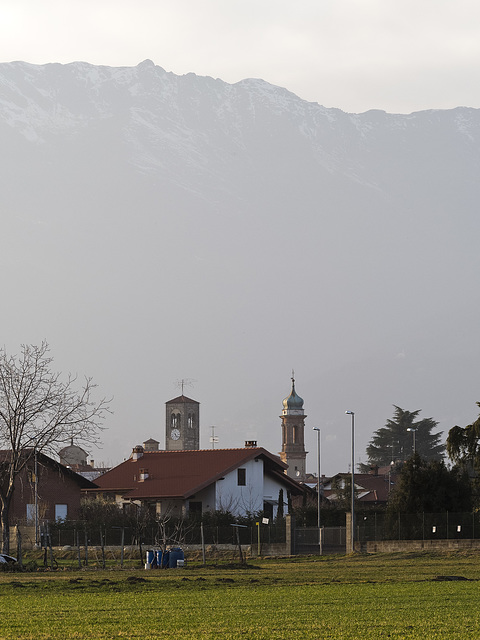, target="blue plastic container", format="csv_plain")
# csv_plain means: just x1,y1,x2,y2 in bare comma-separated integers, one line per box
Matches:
169,547,184,568
162,550,170,568
155,550,163,568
